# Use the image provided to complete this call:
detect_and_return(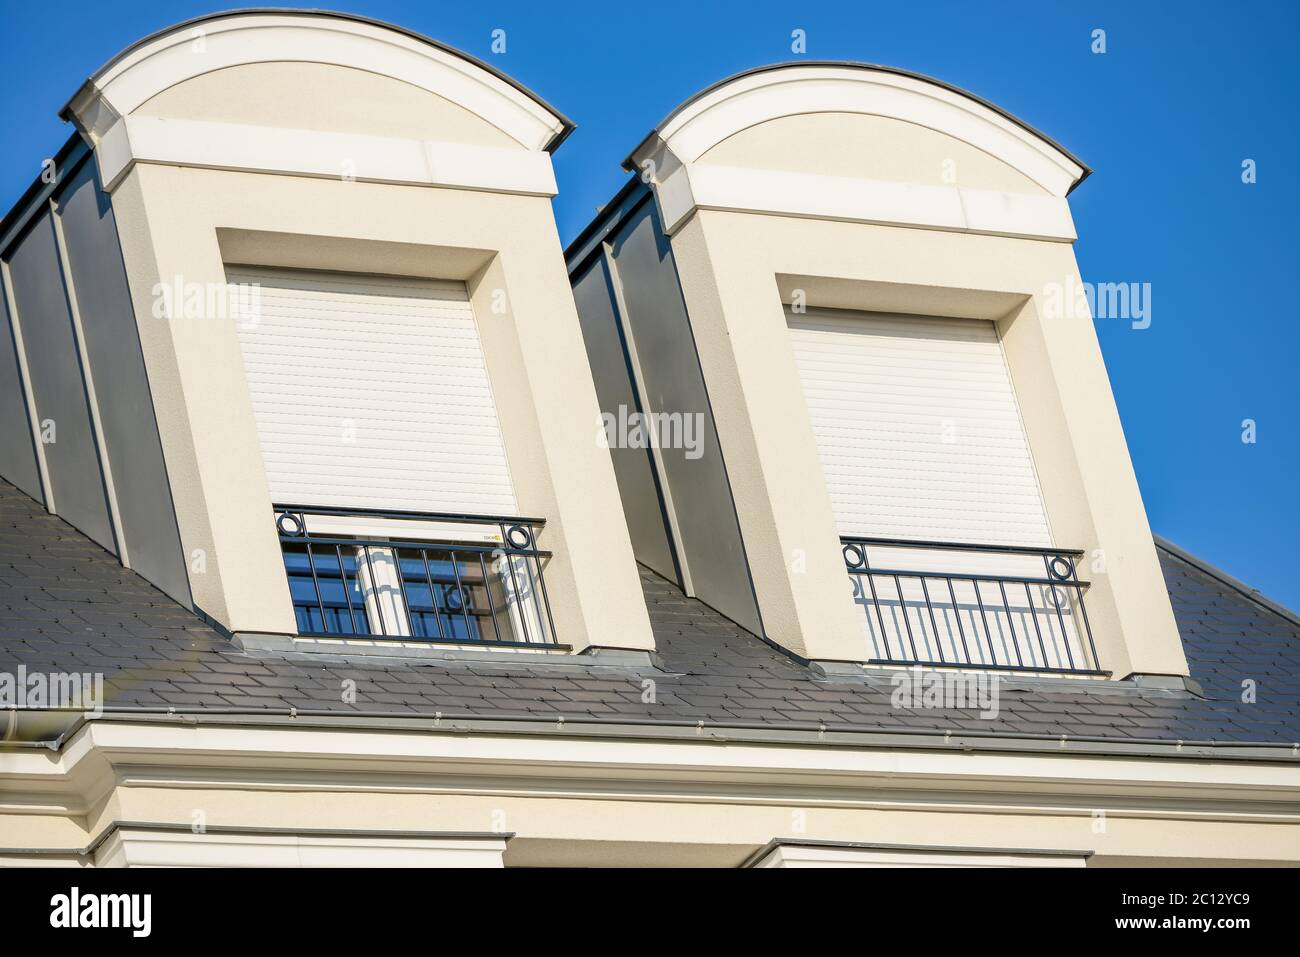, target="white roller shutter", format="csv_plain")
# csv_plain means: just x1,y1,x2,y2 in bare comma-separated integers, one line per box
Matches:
787,307,1050,546
229,267,517,515
788,309,1097,671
